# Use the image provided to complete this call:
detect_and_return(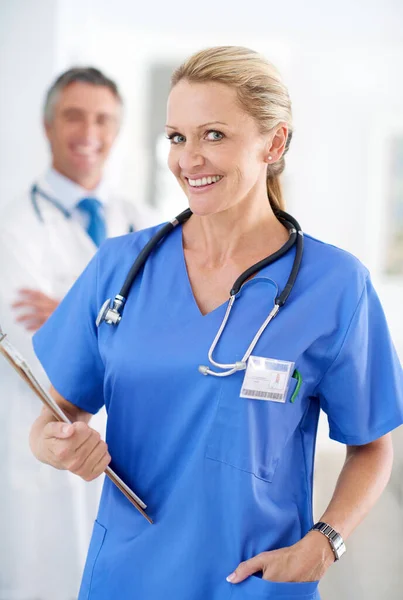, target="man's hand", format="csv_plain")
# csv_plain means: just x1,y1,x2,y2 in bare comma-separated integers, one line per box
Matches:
12,289,59,331
226,531,334,584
